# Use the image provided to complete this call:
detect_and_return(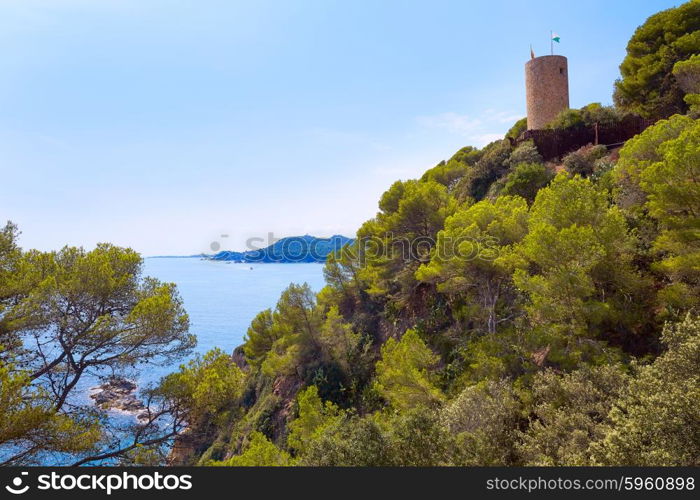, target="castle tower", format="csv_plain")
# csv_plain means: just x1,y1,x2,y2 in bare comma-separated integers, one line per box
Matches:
525,55,569,130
